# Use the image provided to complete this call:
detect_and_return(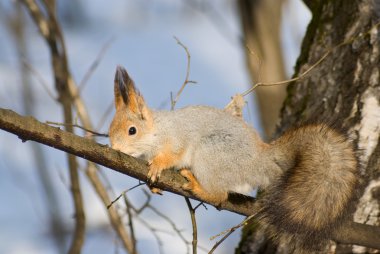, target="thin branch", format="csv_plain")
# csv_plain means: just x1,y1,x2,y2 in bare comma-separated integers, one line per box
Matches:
20,0,50,38
241,49,330,96
171,36,197,110
124,191,170,254
1,108,380,250
96,100,114,131
245,45,263,84
208,213,258,254
145,196,191,254
23,60,56,100
134,190,152,214
208,228,236,254
46,121,109,137
85,163,136,253
107,182,145,209
241,20,380,96
79,37,115,91
123,196,137,254
133,190,208,253
185,198,198,254
184,1,238,46
133,214,165,254
194,202,207,211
